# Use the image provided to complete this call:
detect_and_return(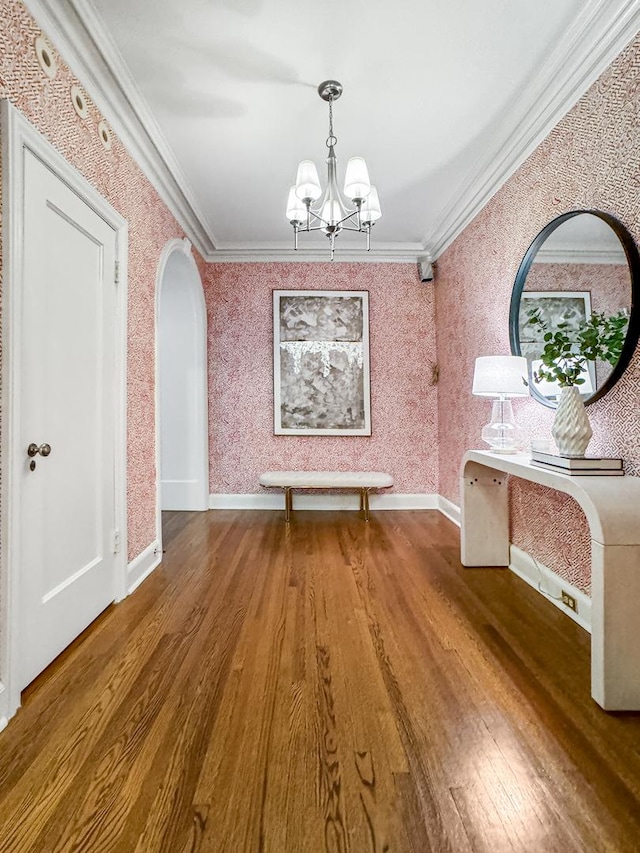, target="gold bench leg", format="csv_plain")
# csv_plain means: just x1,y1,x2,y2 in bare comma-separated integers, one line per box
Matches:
361,488,370,522
284,487,293,523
